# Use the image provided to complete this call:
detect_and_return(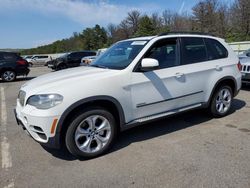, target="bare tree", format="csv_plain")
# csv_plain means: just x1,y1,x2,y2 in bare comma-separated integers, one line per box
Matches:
162,10,174,27
125,10,141,35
